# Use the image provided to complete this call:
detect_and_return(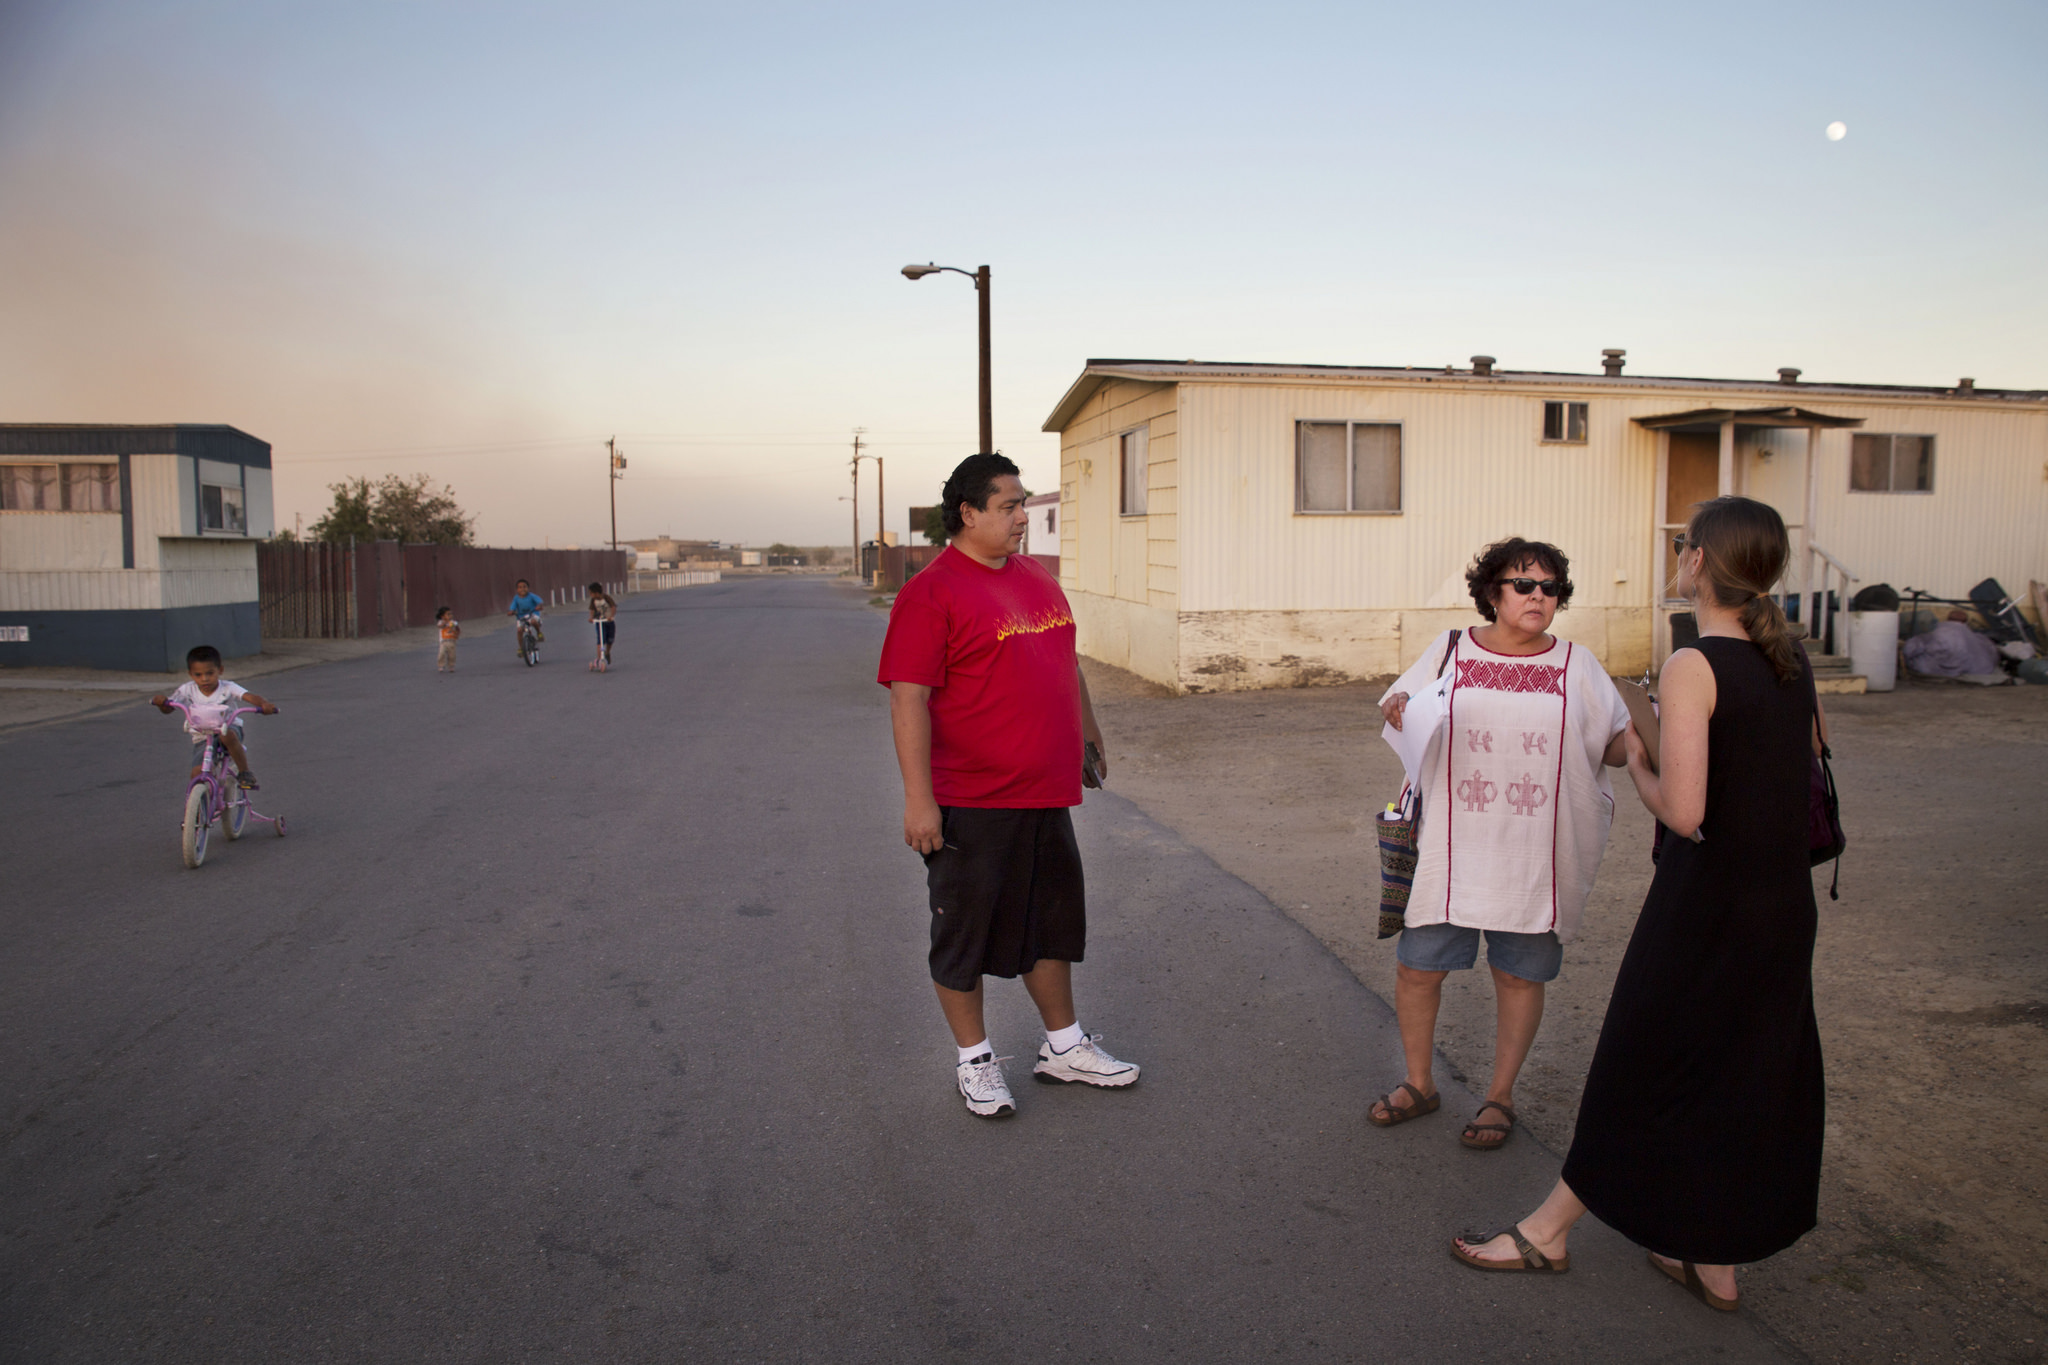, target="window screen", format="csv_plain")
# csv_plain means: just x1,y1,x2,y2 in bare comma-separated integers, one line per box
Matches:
1119,427,1148,515
1850,434,1935,492
1297,422,1402,512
